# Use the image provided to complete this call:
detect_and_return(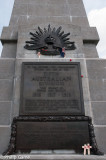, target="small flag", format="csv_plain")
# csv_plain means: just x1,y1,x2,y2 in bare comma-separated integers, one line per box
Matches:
37,52,41,58
60,47,65,58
